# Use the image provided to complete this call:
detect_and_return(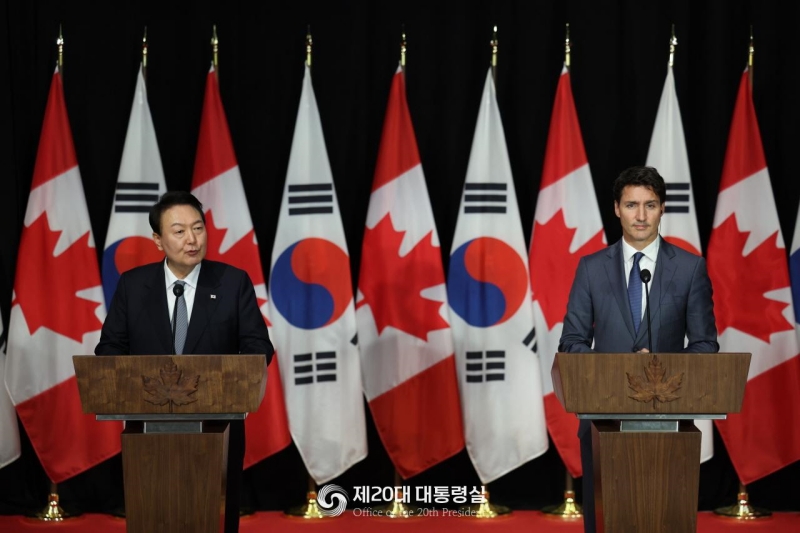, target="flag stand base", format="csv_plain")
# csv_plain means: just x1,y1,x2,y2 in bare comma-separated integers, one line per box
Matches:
36,492,71,521
285,490,328,519
714,491,772,519
542,490,583,517
460,490,511,518
374,486,416,518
